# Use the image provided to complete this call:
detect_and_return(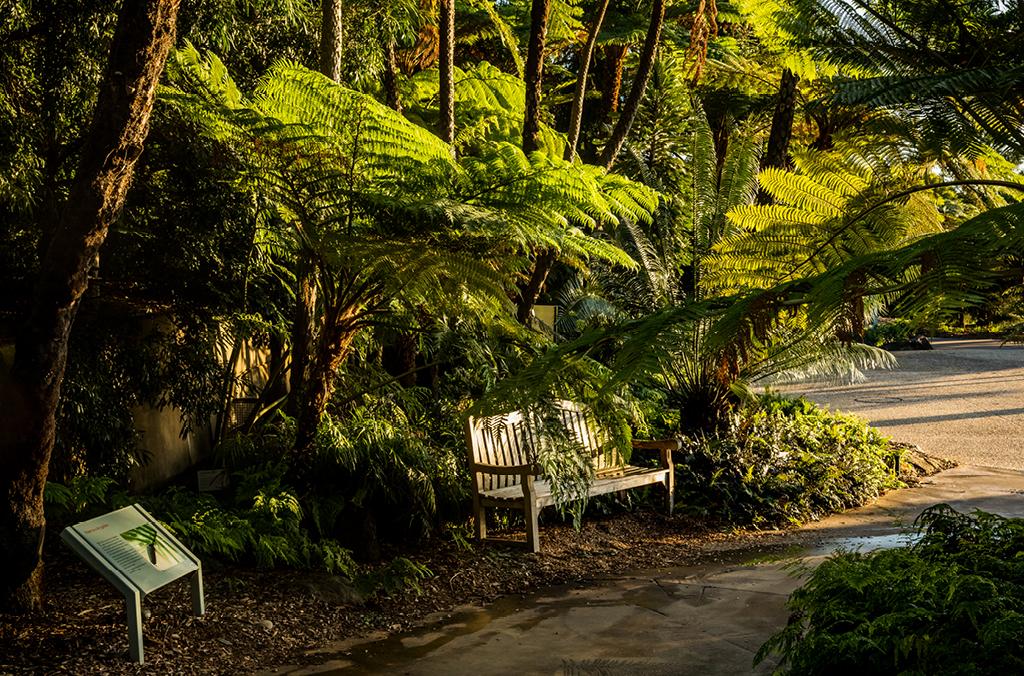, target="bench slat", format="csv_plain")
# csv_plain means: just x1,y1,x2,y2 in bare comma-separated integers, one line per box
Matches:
479,465,670,508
